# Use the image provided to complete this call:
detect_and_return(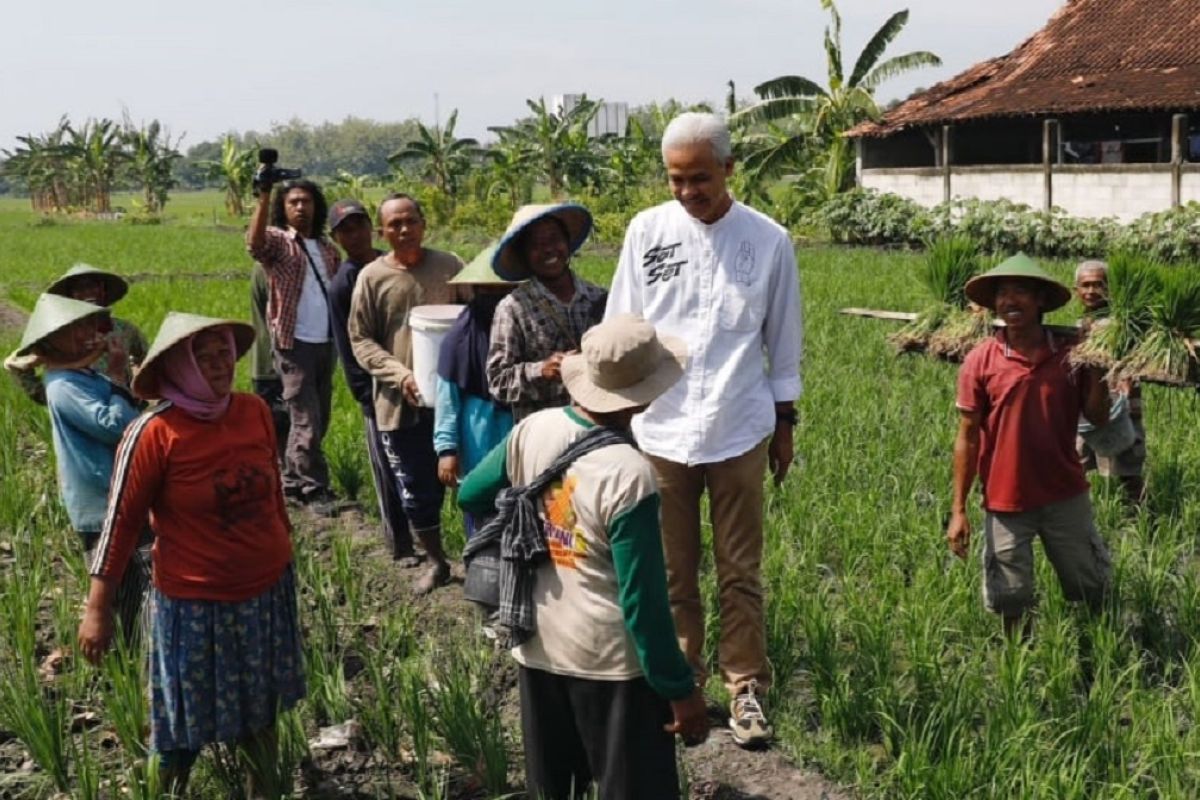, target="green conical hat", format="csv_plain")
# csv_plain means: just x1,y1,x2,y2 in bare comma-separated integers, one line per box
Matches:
133,312,255,400
450,242,518,285
47,263,129,306
964,252,1072,312
17,293,111,356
